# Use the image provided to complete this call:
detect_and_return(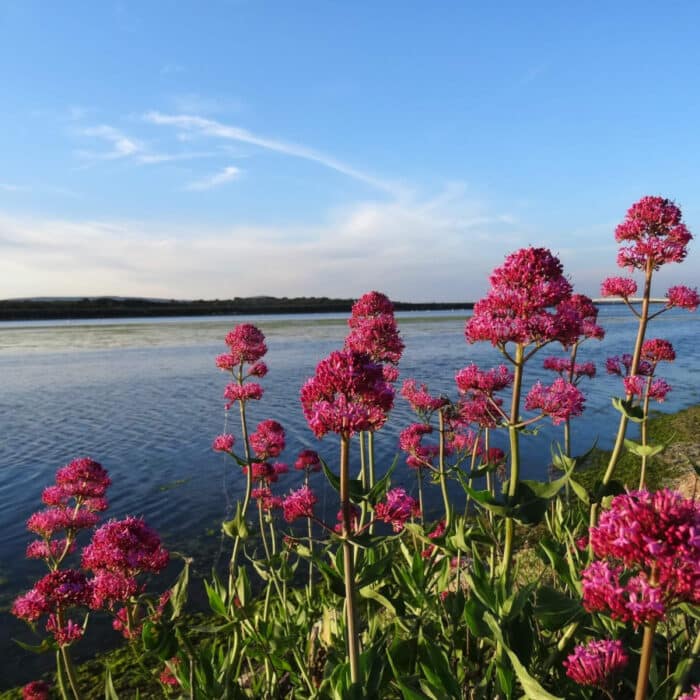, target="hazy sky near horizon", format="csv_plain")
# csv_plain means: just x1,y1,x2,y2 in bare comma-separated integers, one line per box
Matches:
1,1,699,302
